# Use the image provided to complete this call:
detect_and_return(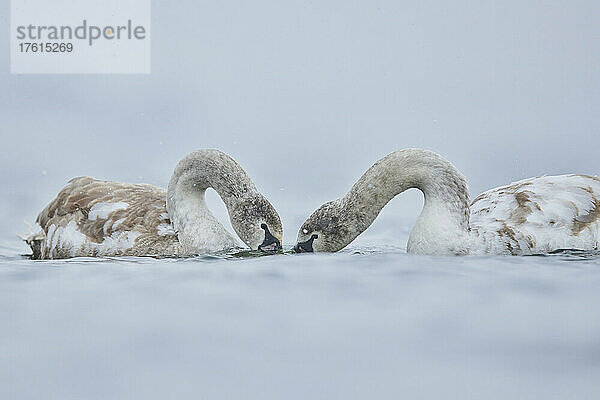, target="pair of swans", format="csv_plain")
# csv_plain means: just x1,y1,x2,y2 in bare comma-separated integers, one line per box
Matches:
26,149,599,259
